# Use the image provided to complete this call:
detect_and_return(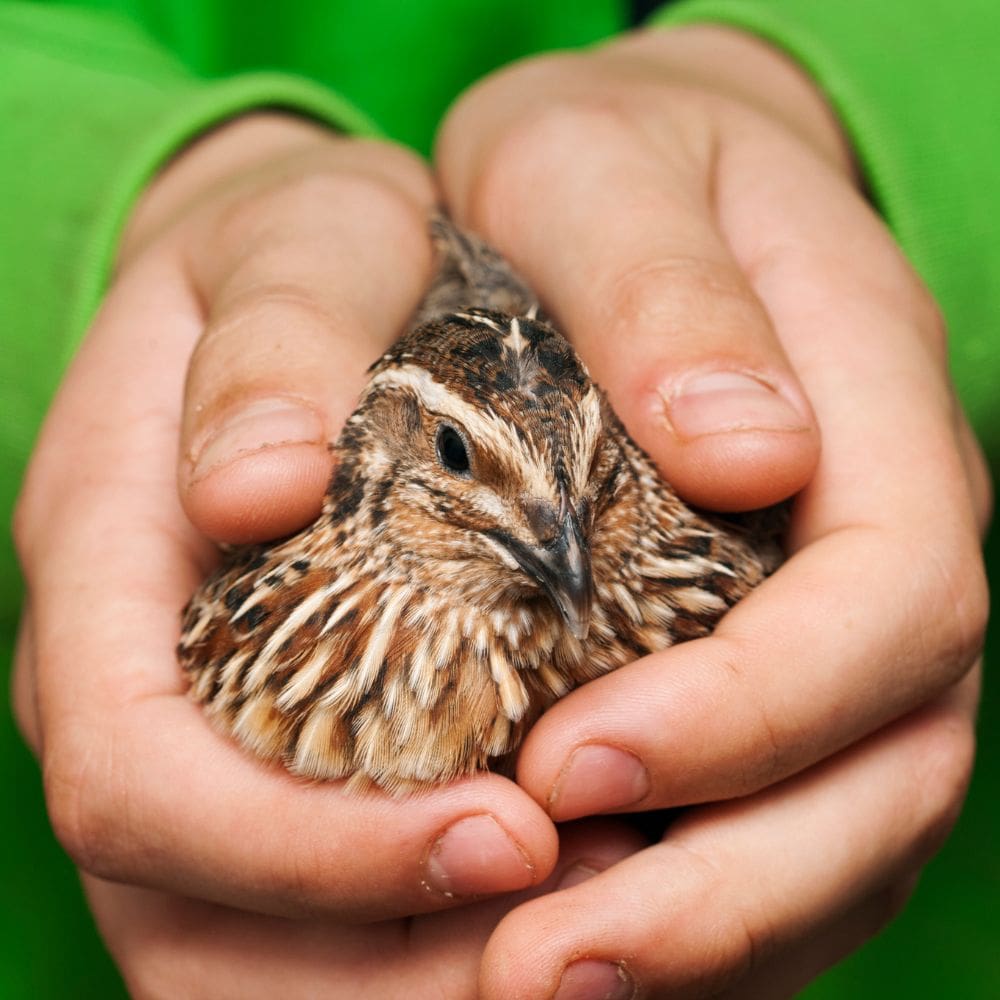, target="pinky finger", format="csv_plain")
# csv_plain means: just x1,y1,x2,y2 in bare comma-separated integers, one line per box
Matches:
715,874,919,999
